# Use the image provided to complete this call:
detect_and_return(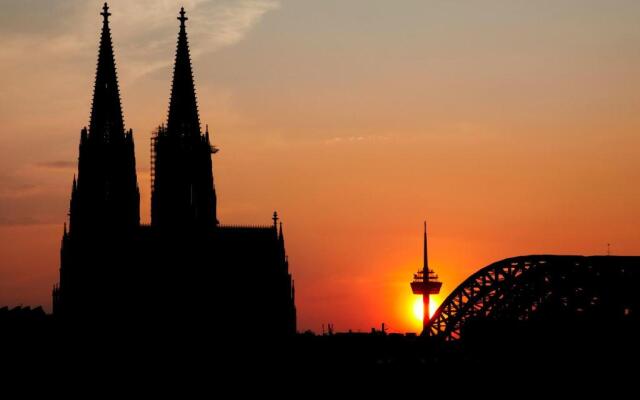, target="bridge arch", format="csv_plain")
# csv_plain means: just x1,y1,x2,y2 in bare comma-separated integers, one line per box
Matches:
427,255,640,340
